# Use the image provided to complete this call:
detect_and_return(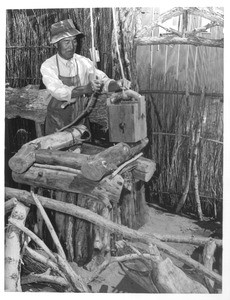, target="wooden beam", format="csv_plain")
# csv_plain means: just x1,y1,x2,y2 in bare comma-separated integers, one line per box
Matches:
8,125,88,174
81,138,149,181
5,188,222,248
135,35,223,48
12,166,124,205
35,149,89,170
120,157,156,182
